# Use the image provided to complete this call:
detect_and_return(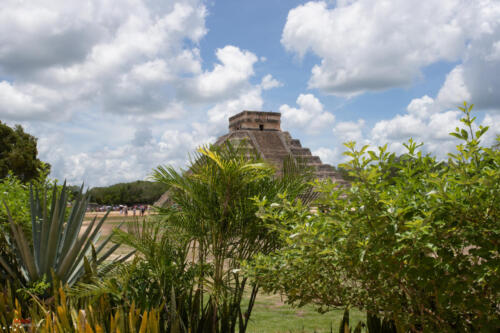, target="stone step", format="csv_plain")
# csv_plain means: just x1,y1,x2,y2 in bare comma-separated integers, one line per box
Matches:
317,164,335,172
295,155,321,164
290,147,312,156
261,151,290,157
